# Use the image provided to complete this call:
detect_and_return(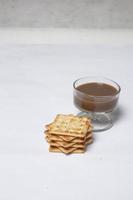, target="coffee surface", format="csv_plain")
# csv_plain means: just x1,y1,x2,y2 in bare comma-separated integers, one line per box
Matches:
74,82,119,112
76,82,118,96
